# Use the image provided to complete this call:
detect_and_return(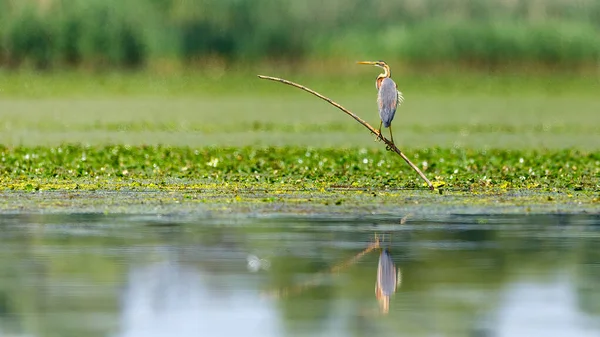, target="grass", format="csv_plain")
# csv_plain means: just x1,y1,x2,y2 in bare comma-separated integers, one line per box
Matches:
0,71,599,150
1,68,599,97
1,94,598,149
